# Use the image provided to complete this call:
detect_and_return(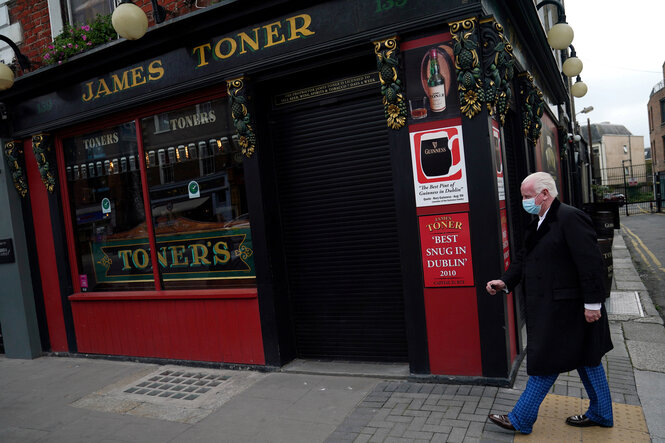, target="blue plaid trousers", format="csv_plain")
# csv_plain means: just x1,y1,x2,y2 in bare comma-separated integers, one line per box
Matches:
507,363,613,434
